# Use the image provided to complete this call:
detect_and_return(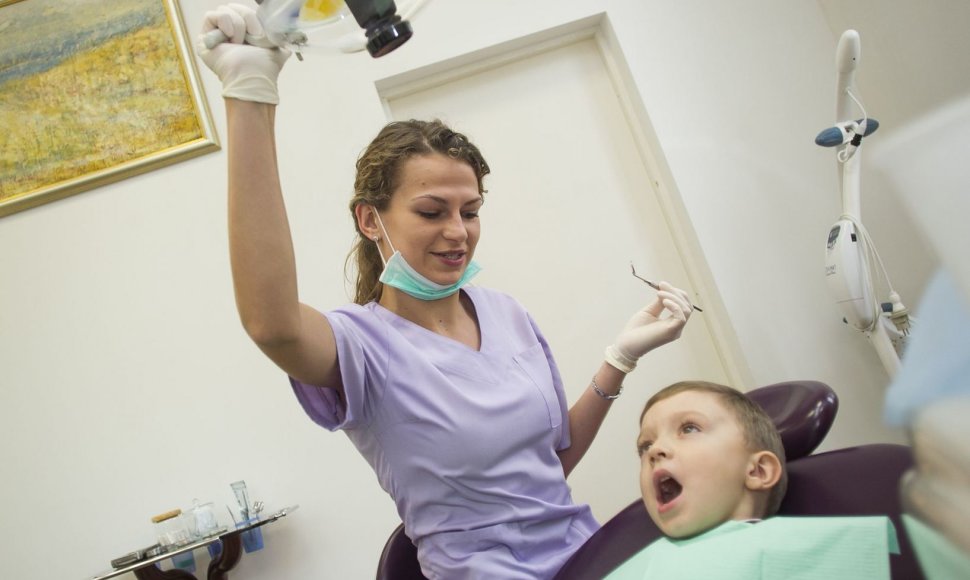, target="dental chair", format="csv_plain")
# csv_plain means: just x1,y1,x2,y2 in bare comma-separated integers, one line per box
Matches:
376,380,920,580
